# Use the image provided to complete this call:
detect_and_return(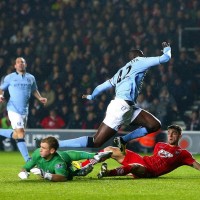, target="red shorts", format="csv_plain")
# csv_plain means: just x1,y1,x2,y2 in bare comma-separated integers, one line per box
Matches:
121,150,154,178
121,150,146,166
